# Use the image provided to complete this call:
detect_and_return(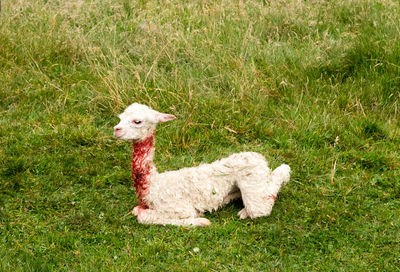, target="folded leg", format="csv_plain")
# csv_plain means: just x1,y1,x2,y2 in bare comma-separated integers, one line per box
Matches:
134,206,211,227
238,164,290,219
